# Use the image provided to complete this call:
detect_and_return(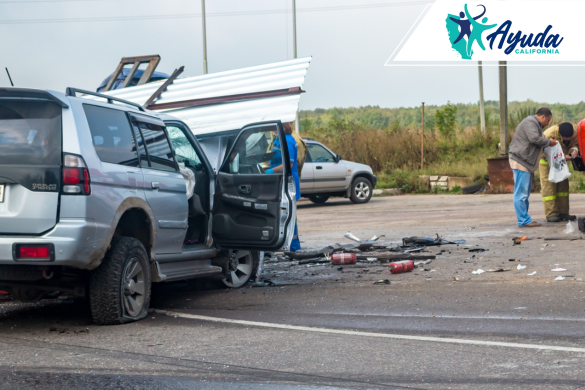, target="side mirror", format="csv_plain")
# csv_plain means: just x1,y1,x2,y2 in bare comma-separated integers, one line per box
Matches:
335,154,342,163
